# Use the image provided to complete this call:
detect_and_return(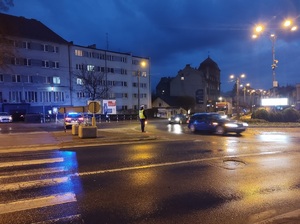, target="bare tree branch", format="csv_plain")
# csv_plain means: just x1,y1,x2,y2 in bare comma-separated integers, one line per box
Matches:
76,67,111,100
